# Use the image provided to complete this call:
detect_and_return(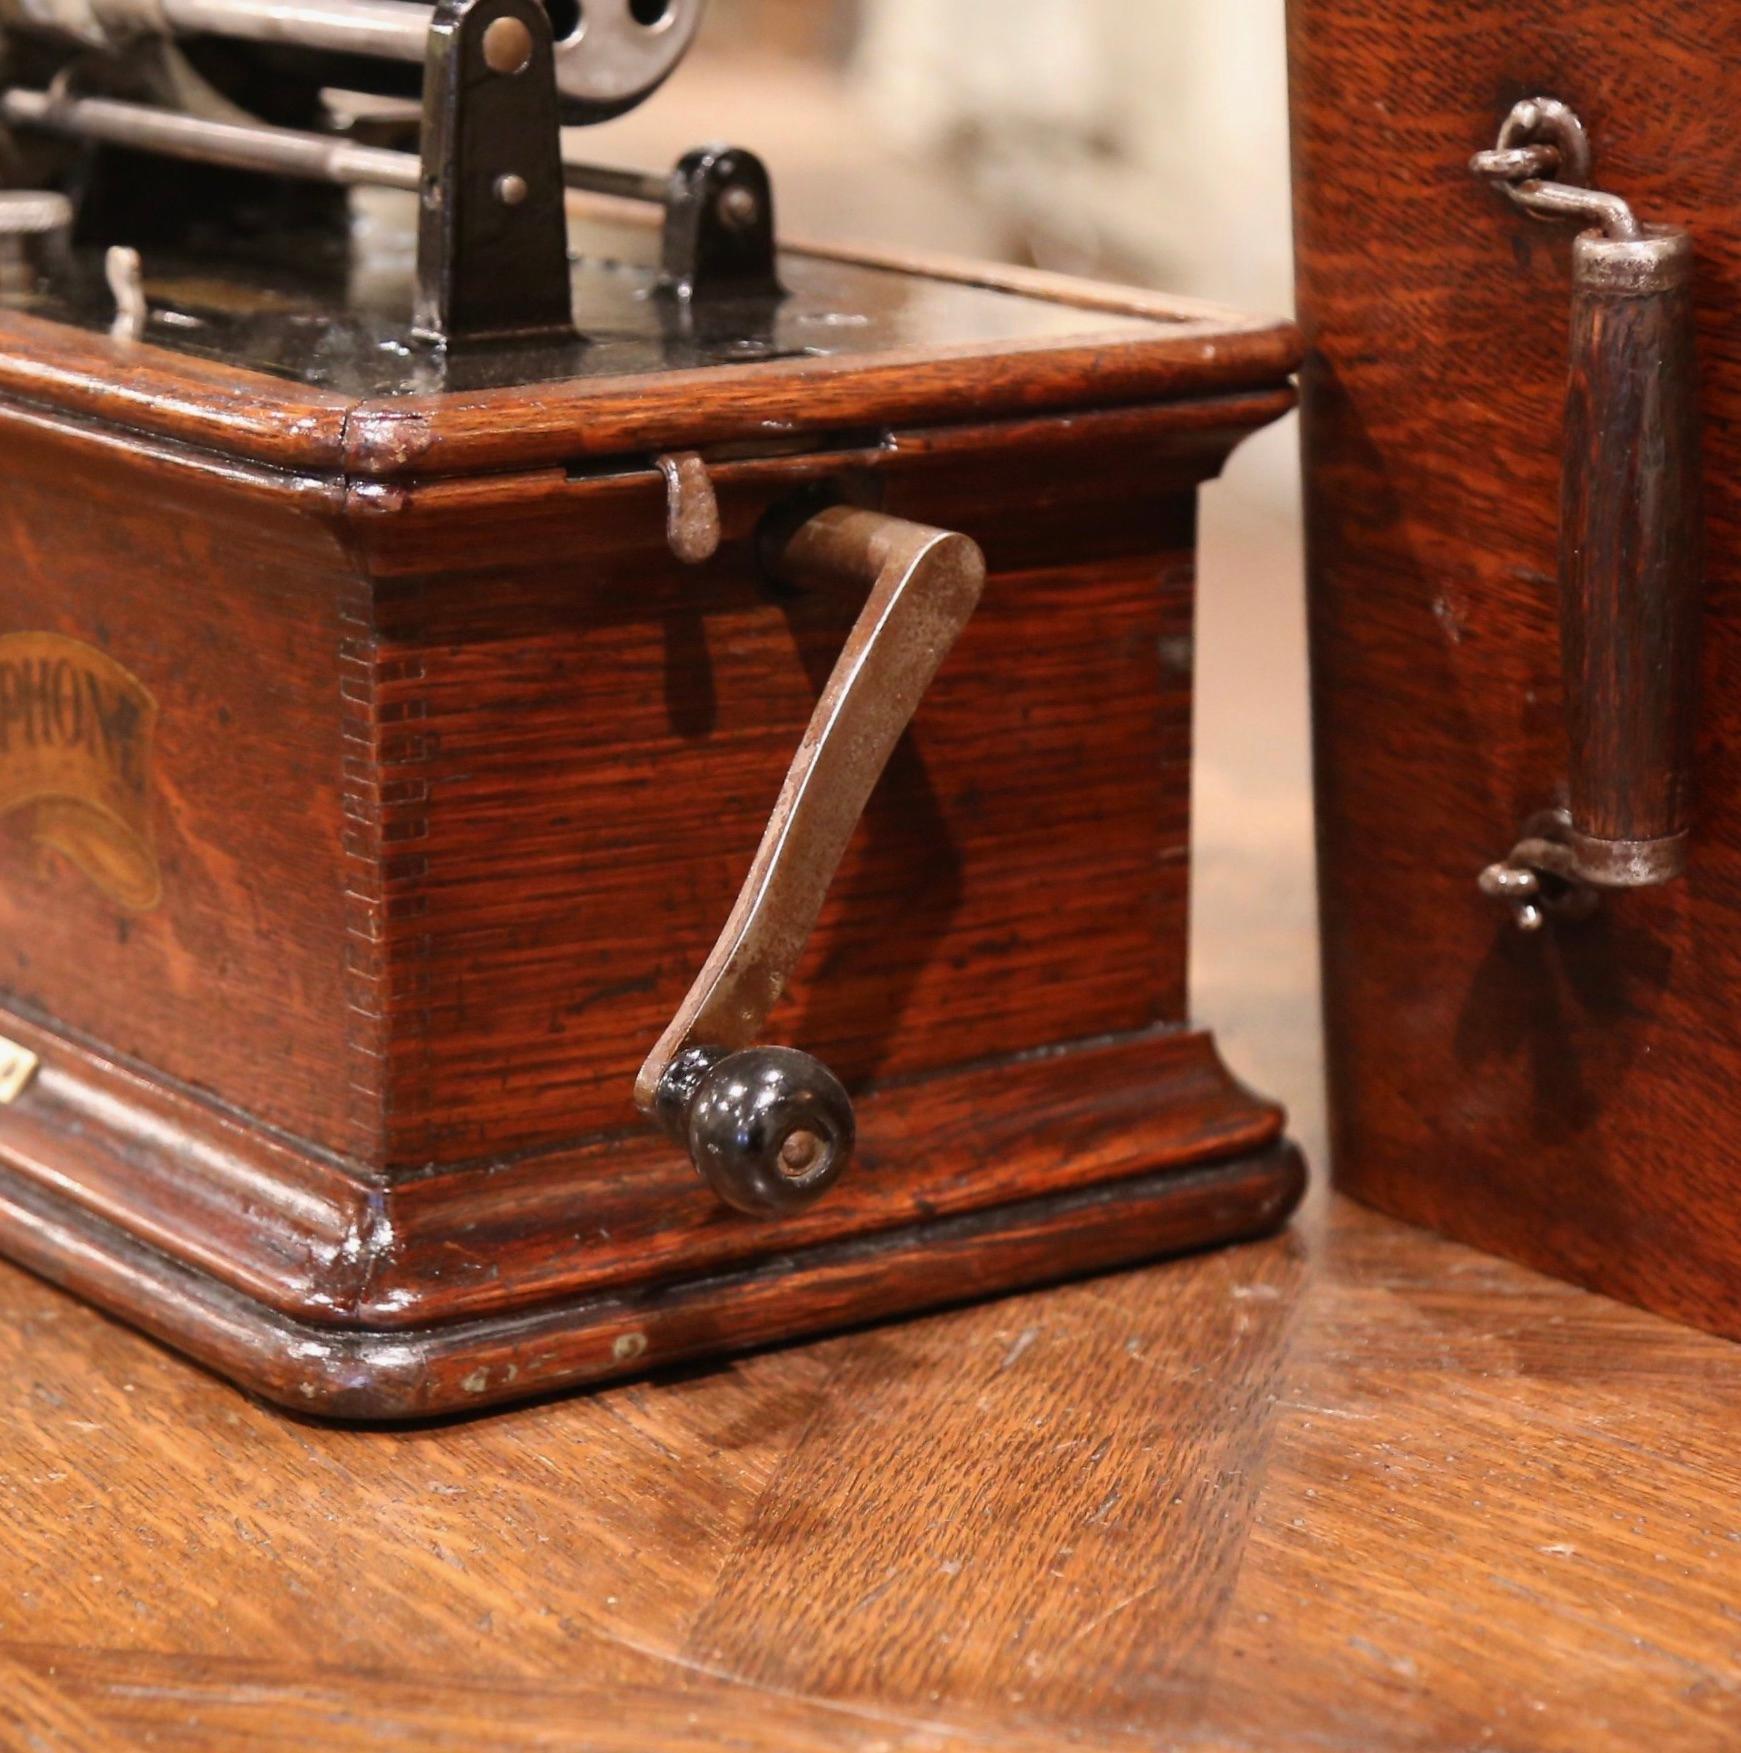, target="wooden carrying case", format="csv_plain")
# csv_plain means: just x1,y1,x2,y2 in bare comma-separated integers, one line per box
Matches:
0,217,1304,1416
1291,2,1741,1337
